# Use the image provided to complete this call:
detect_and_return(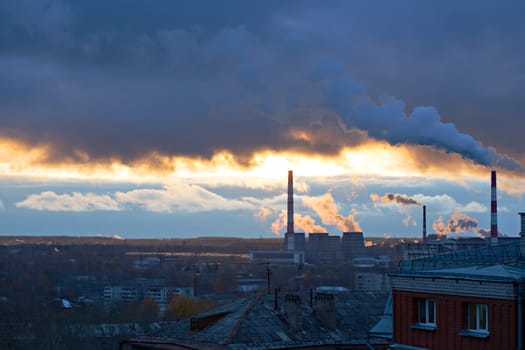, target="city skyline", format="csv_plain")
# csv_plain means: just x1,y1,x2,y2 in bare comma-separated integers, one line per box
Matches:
0,1,524,238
